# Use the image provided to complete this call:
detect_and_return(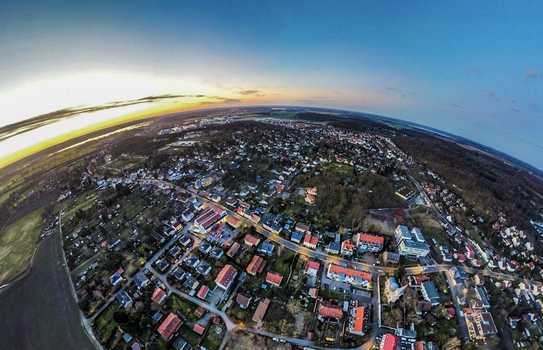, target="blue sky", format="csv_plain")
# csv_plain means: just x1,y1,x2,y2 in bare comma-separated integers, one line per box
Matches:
1,1,542,168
